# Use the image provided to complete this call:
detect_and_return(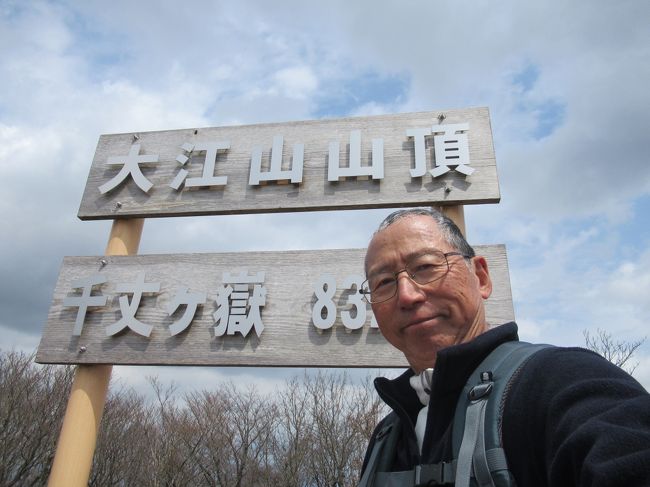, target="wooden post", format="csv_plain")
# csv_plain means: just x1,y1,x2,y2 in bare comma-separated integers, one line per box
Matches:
48,218,144,487
435,205,466,237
